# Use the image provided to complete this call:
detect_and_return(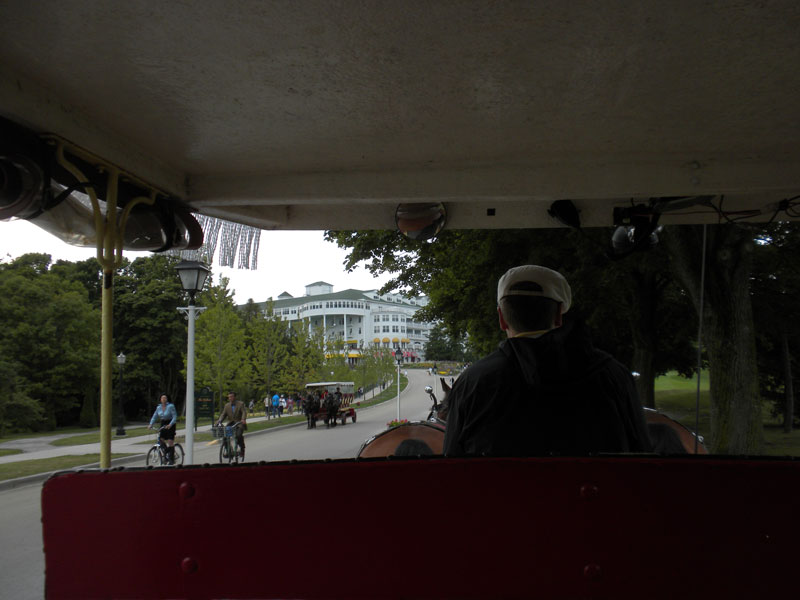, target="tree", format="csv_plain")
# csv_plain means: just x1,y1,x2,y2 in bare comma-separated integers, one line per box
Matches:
0,349,45,435
248,303,290,397
284,321,325,393
195,280,247,411
425,323,466,362
78,387,98,429
752,222,800,431
114,255,187,418
567,233,696,408
50,258,103,308
665,225,763,453
0,255,100,429
326,228,694,405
